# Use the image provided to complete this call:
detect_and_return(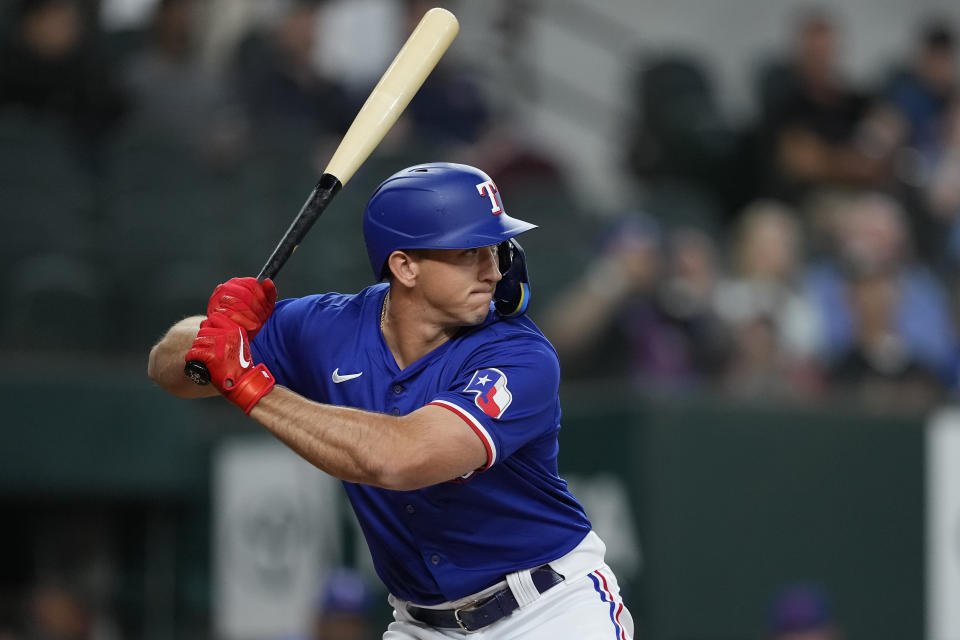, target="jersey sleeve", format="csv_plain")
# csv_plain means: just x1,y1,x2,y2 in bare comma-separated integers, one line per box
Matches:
429,337,561,470
251,298,307,391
